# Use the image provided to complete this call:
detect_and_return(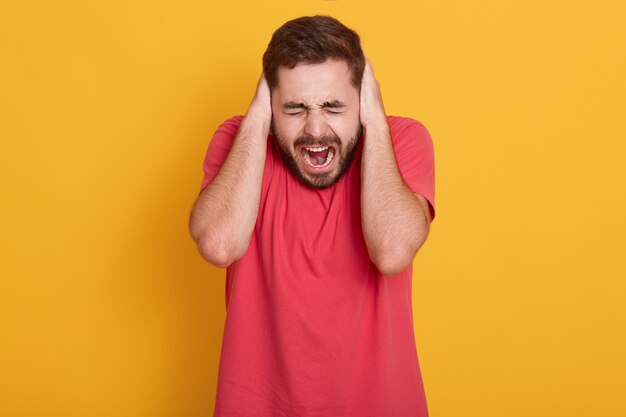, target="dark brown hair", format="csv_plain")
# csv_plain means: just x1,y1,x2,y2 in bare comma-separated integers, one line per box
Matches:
262,15,365,90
